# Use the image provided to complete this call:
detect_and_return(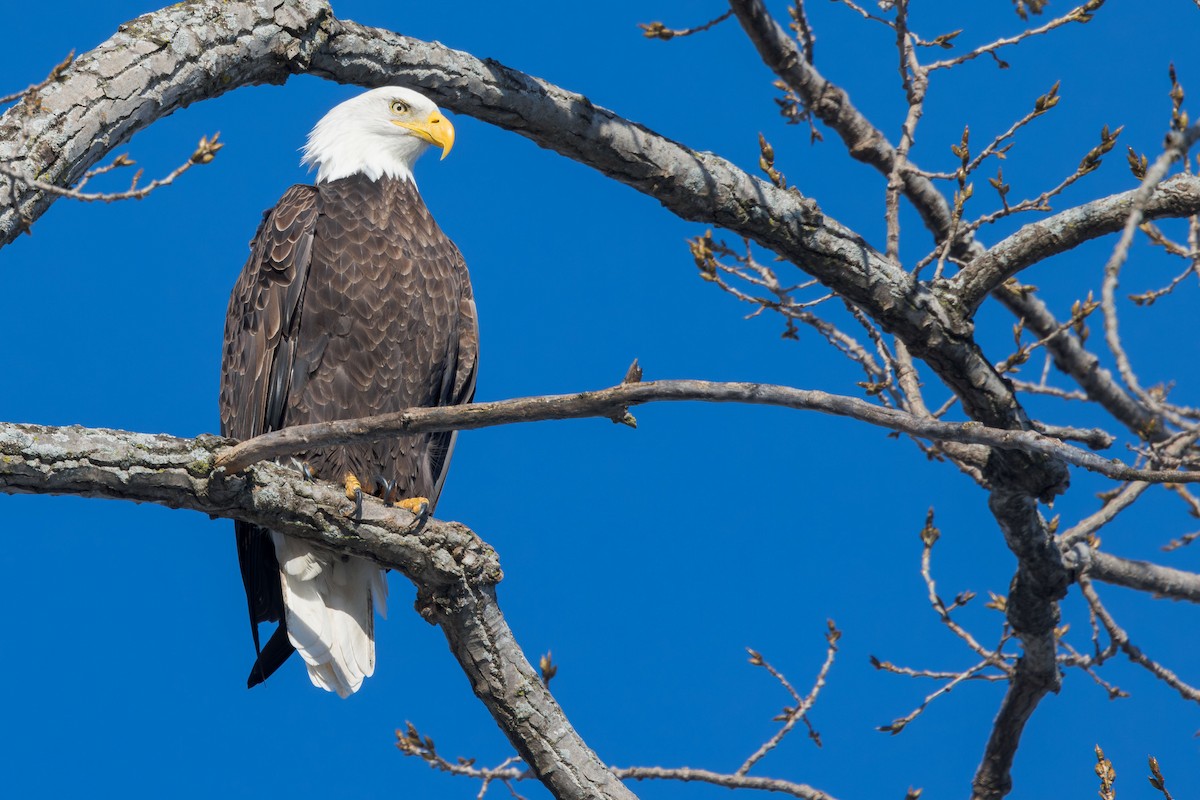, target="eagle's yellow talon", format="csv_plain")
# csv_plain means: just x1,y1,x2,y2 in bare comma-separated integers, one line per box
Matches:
398,496,430,514
344,473,365,522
